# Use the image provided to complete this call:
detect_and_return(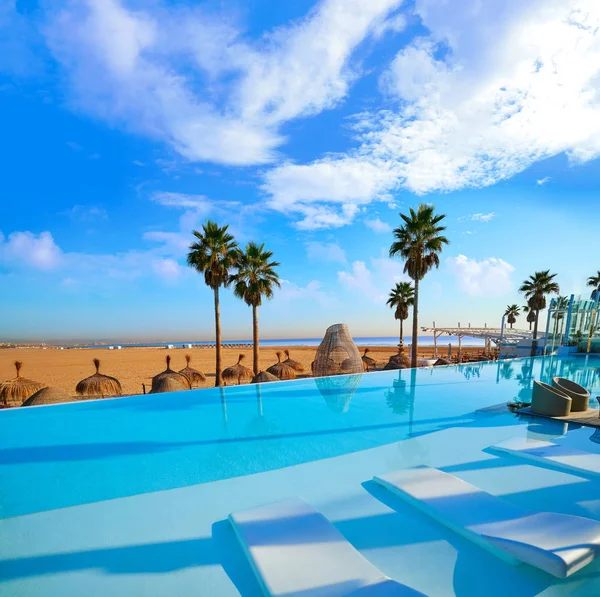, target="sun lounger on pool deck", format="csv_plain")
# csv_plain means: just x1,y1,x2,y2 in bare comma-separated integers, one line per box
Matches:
491,437,600,478
373,466,600,578
229,497,426,597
